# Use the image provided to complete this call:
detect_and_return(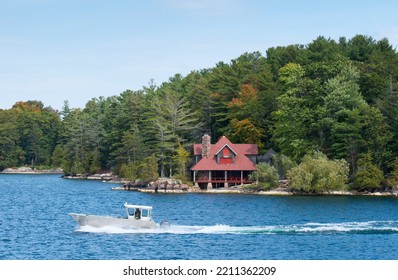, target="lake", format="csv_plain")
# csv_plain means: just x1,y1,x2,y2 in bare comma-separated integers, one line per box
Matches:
1,174,398,260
